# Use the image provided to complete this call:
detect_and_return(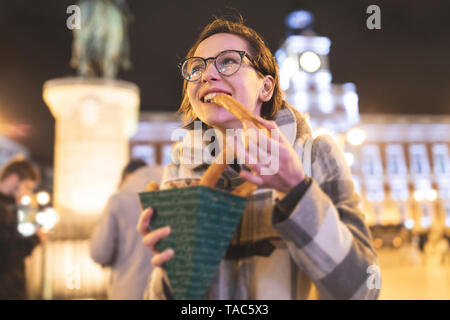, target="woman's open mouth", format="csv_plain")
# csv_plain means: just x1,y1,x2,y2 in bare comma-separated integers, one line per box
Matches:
201,92,232,103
